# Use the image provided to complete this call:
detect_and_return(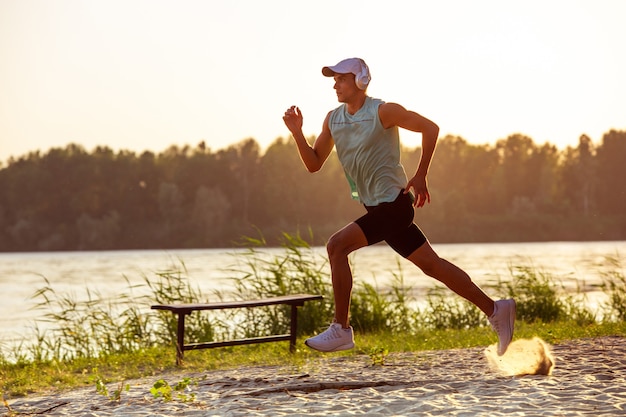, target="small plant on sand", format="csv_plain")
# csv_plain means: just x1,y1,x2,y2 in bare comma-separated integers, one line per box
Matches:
91,367,129,402
150,378,197,403
2,392,13,416
368,346,389,366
